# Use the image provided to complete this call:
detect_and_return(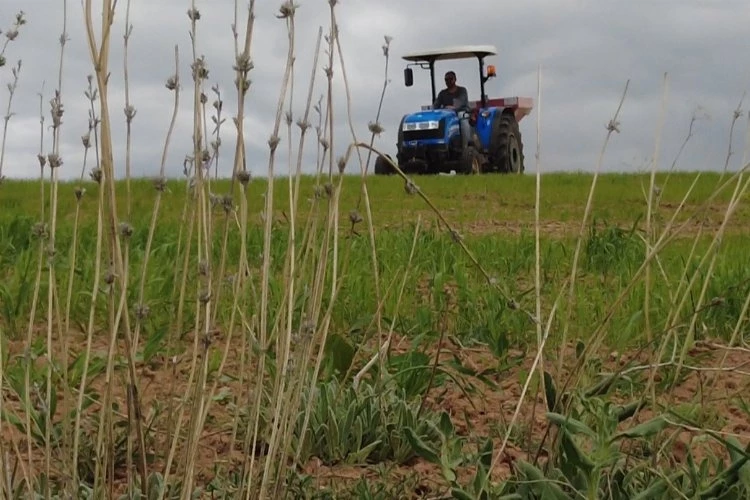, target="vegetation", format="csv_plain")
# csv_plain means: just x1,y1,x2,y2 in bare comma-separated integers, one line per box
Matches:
1,1,749,499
